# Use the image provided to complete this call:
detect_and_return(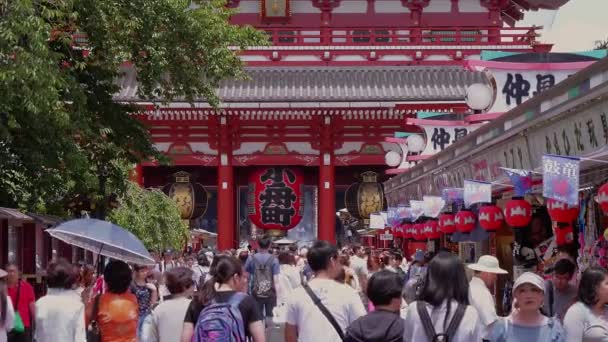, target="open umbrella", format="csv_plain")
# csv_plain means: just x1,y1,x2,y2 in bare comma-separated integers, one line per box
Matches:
47,218,155,265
